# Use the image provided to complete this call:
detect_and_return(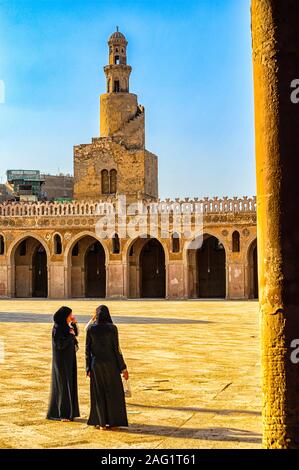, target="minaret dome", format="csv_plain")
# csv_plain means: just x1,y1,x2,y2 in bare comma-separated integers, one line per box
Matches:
104,28,132,94
108,27,128,66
